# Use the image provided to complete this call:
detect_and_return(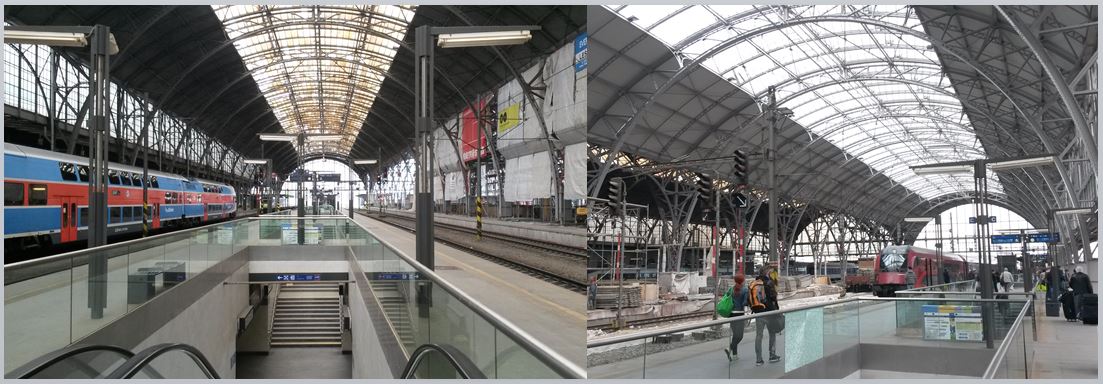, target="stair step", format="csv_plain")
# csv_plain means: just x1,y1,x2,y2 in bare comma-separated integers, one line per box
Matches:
270,341,342,347
273,317,341,323
272,330,342,336
271,336,343,343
